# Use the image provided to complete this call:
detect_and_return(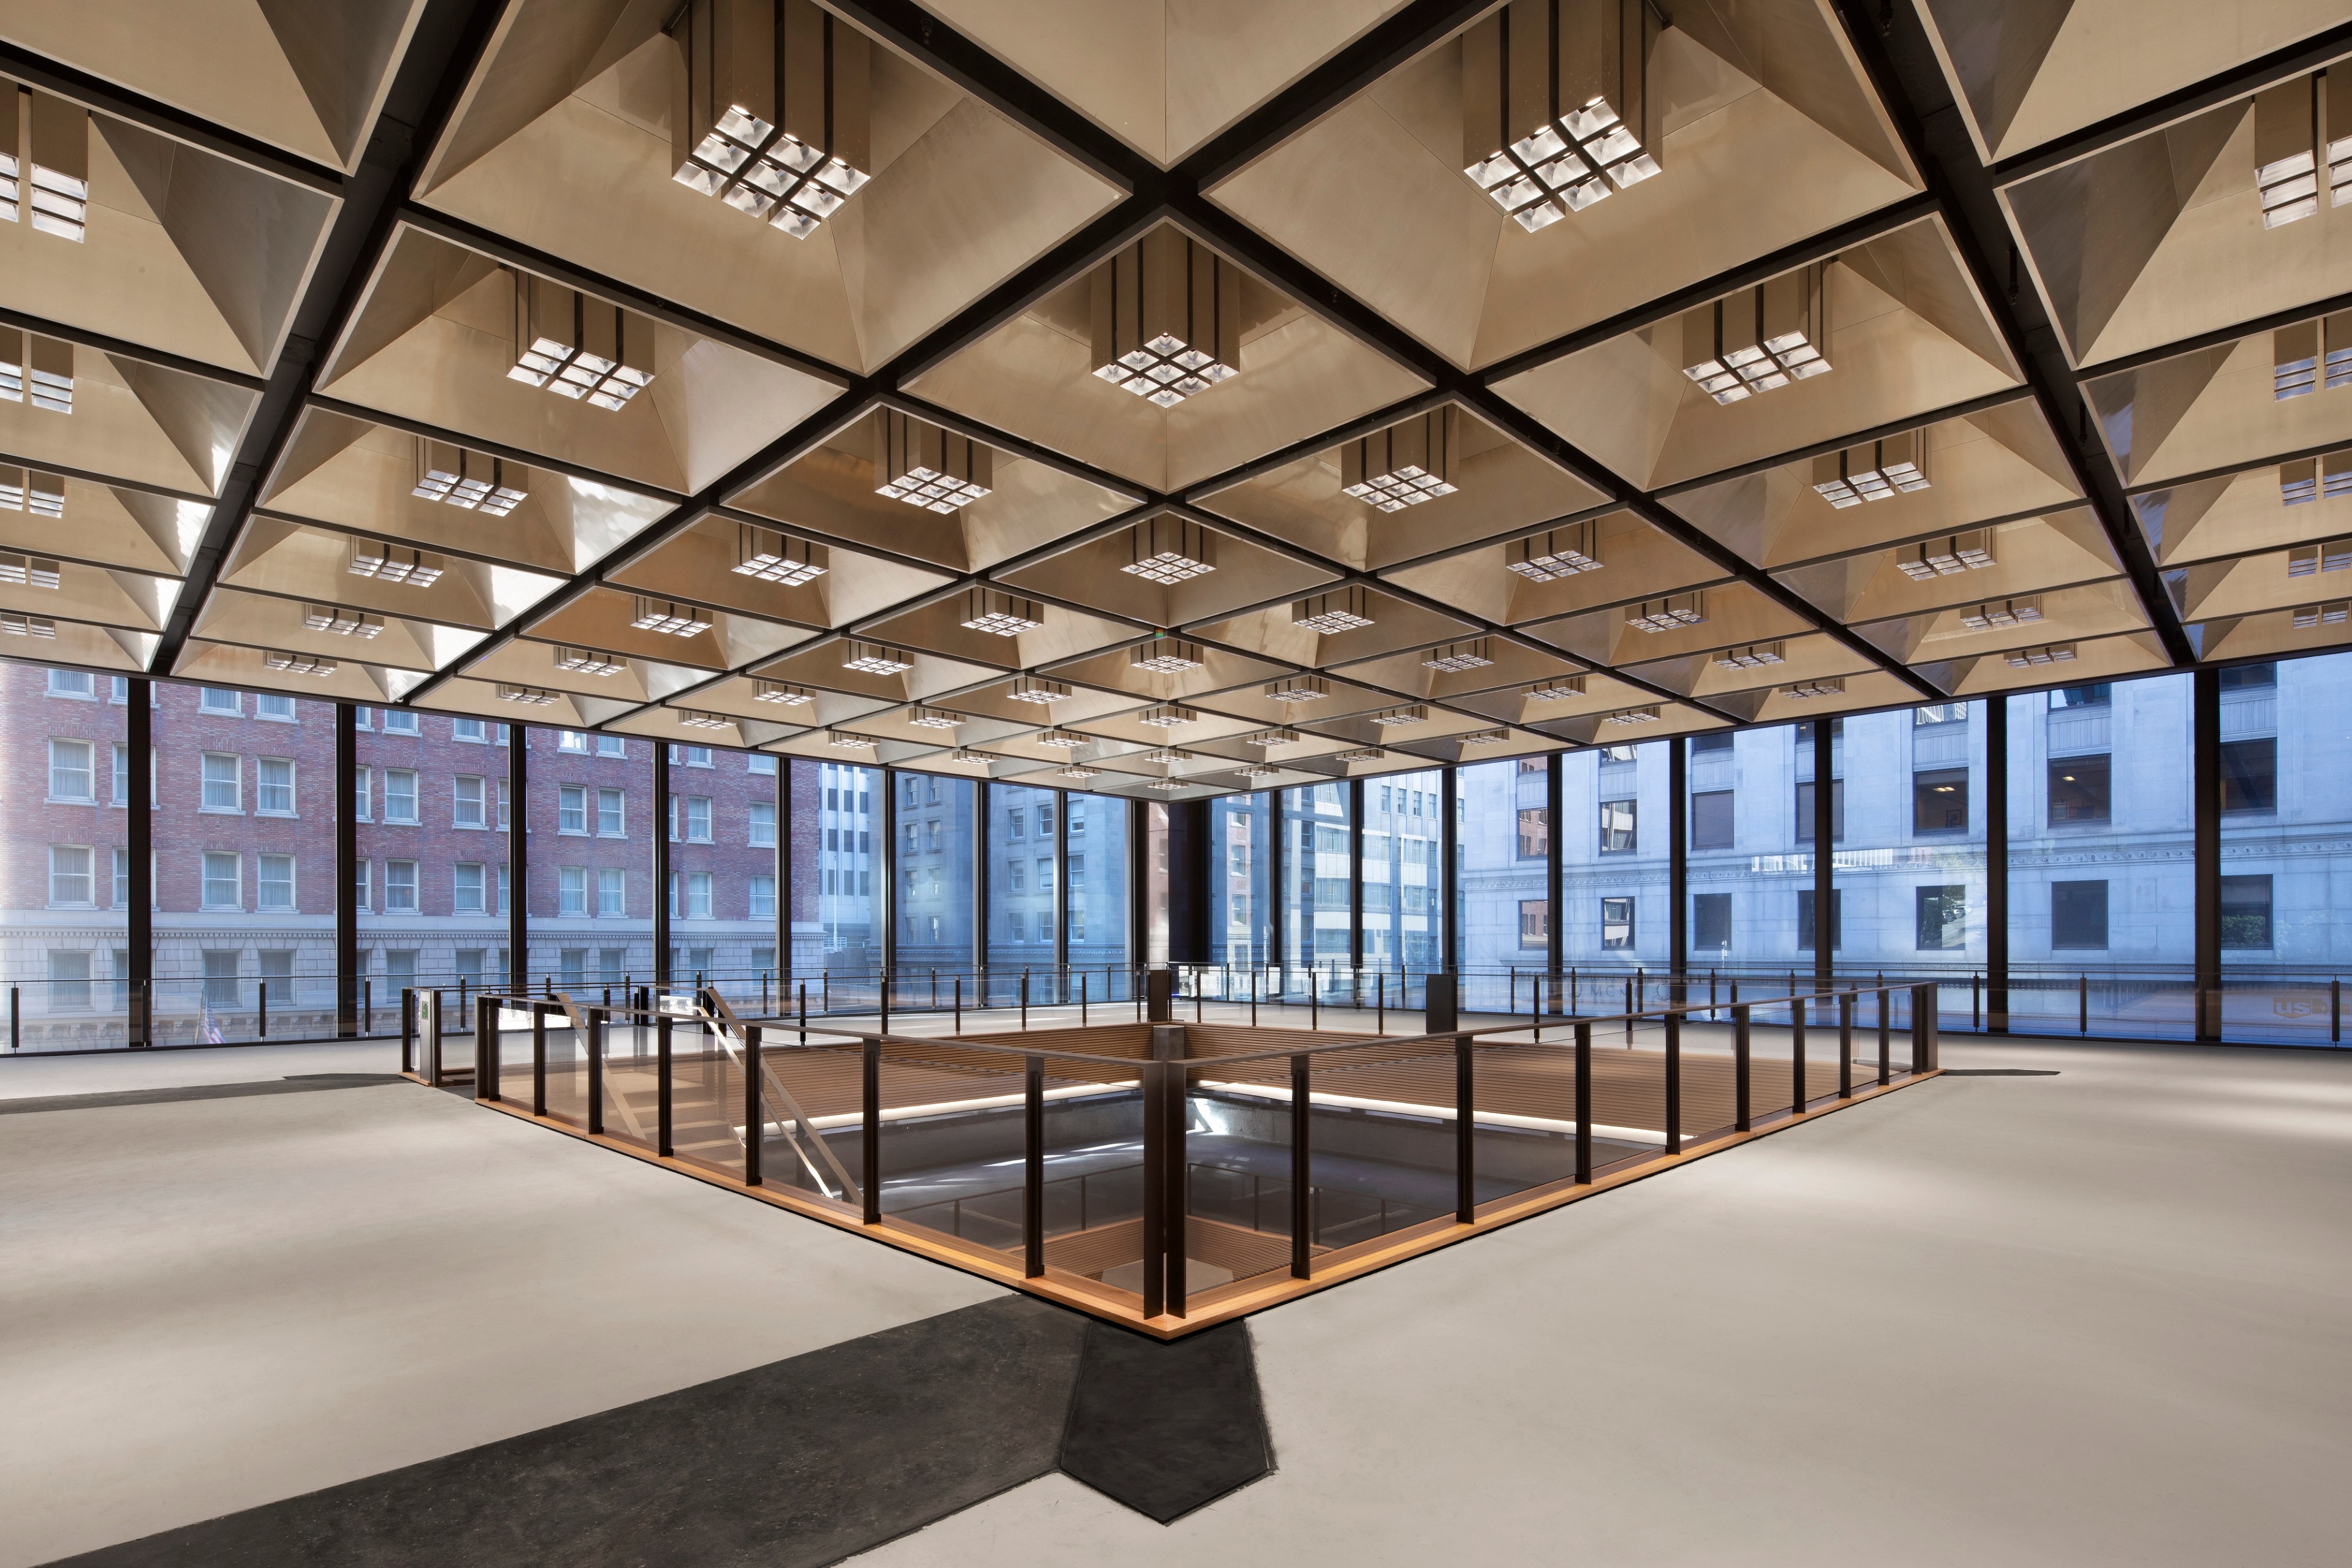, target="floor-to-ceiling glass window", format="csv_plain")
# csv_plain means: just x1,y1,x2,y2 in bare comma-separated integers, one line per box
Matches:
1455,758,1549,1014
2214,653,2352,1042
814,761,880,1009
985,782,1056,1006
1280,782,1350,997
1068,792,1132,1001
1560,739,1669,1008
516,725,652,1011
893,771,975,1005
656,741,779,1009
147,680,338,1046
1359,767,1442,1008
1209,791,1272,972
1,666,135,1049
2007,673,2196,1038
